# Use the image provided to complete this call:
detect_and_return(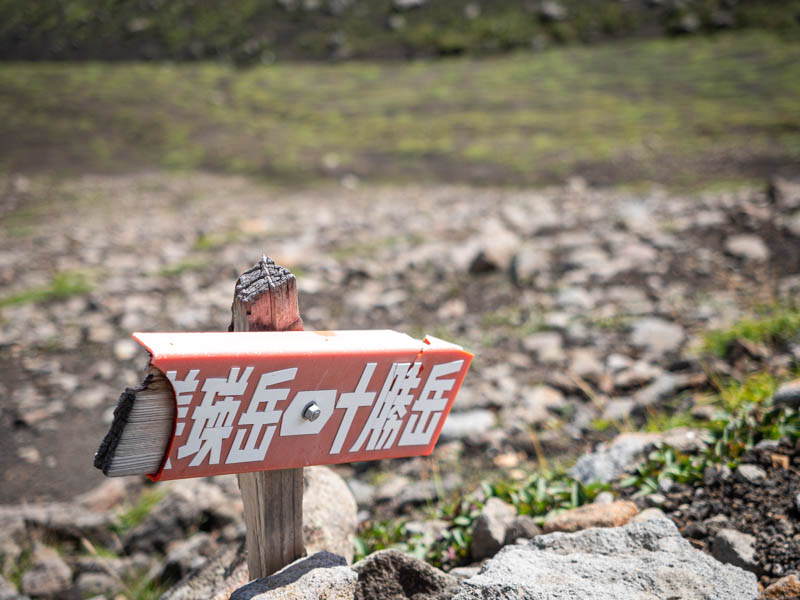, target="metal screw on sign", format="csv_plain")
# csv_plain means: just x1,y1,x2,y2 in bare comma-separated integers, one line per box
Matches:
302,402,322,422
